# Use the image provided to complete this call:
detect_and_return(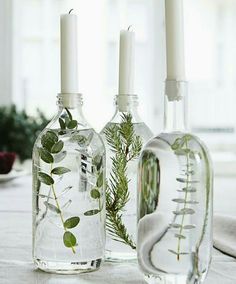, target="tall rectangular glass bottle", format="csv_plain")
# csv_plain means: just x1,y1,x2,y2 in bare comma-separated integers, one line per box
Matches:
137,80,213,283
137,1,213,282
